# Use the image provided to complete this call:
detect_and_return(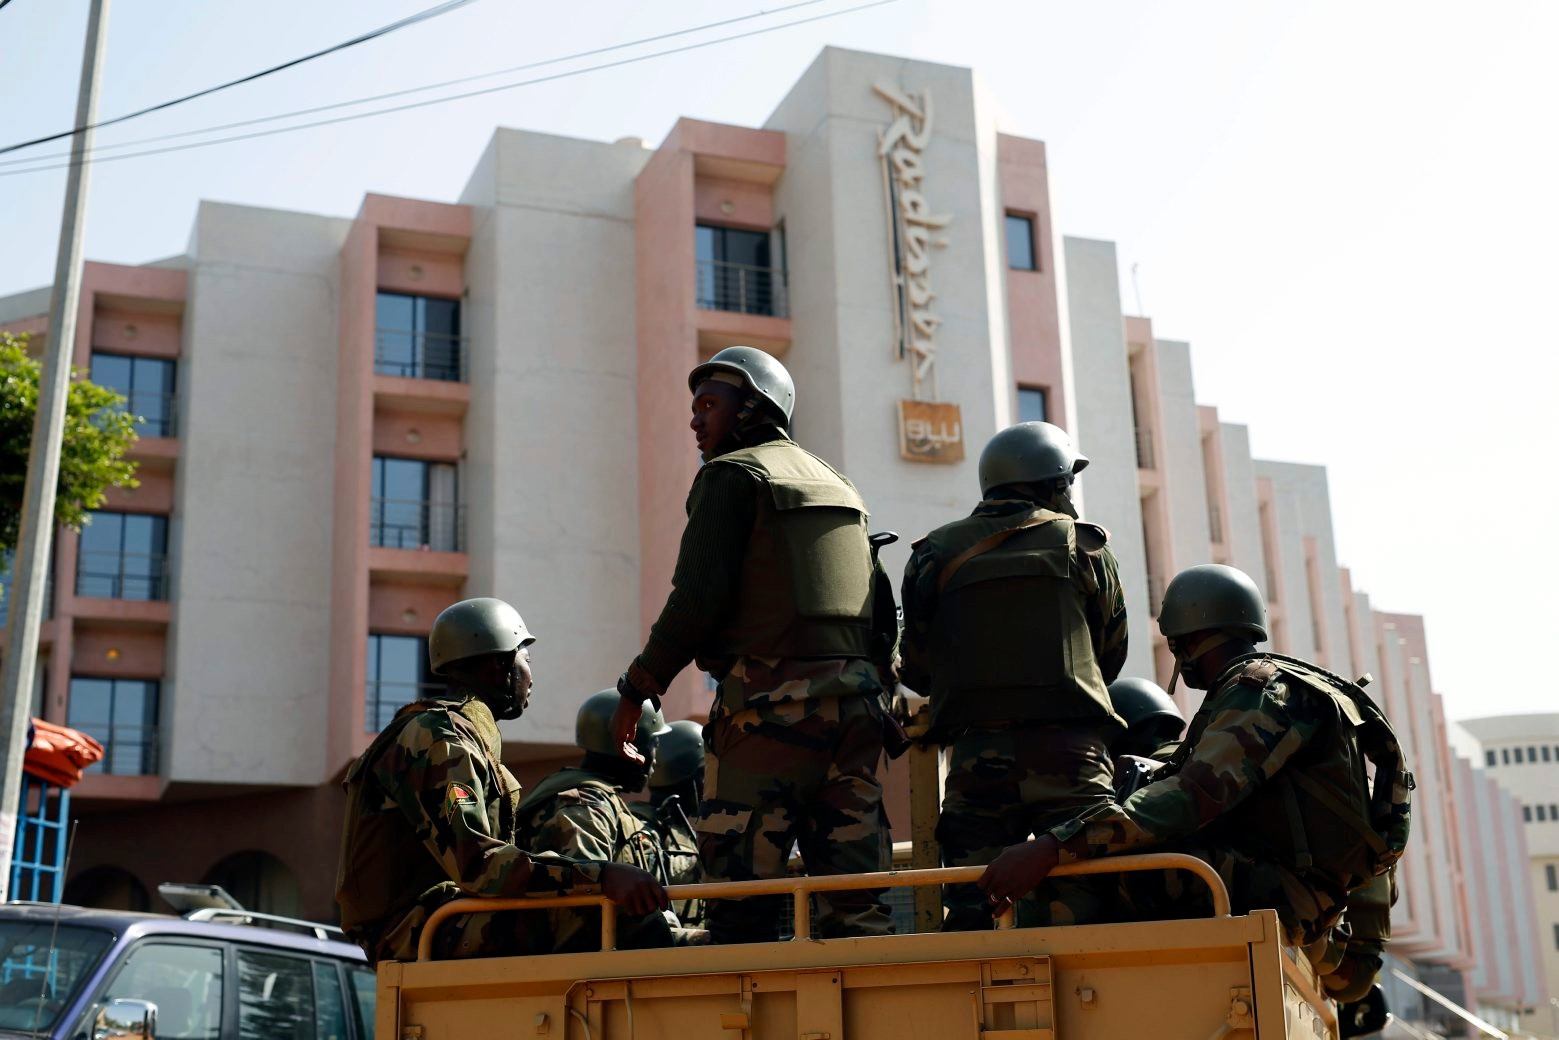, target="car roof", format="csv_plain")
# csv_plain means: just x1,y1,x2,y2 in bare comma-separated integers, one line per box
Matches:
0,903,366,963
